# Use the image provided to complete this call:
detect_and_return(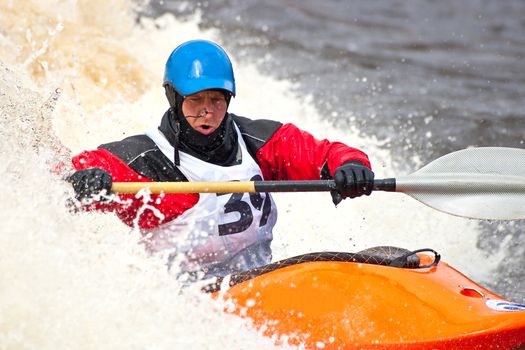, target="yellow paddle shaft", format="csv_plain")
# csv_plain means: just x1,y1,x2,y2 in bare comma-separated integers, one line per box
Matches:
112,180,337,194
112,181,257,194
